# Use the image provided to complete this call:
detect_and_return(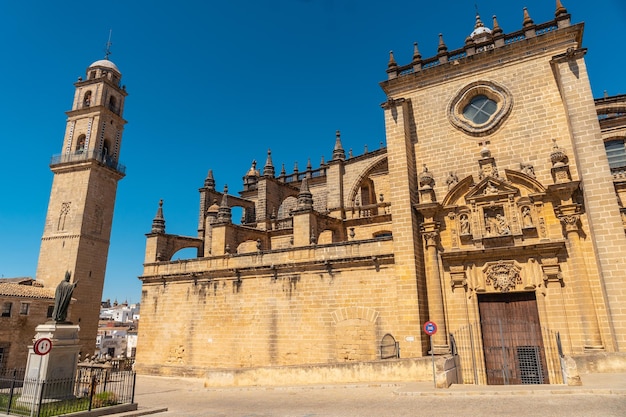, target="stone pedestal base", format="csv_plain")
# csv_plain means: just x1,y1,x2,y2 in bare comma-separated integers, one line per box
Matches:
19,323,81,406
